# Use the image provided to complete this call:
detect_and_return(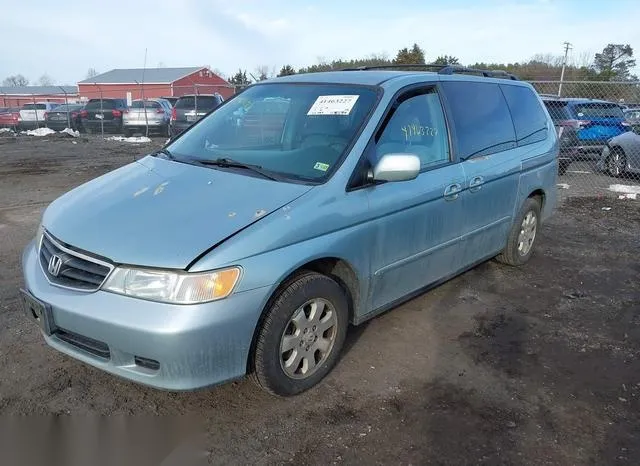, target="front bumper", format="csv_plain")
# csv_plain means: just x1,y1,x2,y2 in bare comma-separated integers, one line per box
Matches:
21,240,270,391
